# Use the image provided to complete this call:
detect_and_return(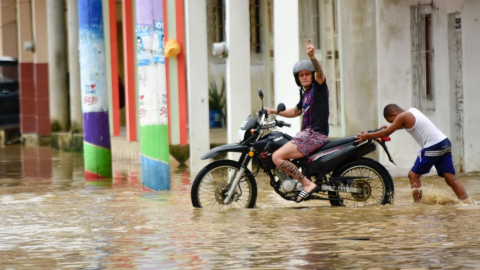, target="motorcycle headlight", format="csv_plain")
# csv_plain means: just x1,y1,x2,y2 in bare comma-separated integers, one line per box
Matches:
238,129,246,142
